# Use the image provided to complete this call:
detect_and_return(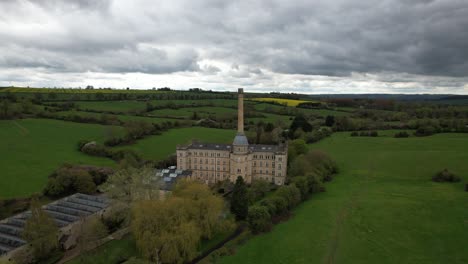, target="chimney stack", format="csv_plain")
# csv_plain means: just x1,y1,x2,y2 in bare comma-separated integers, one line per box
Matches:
237,88,244,134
